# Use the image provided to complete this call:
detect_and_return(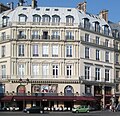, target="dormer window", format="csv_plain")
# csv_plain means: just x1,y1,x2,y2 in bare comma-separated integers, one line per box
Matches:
94,21,100,33
19,14,27,23
103,25,109,36
42,14,50,25
33,14,41,23
2,16,9,27
83,18,90,29
52,15,60,25
66,15,74,26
